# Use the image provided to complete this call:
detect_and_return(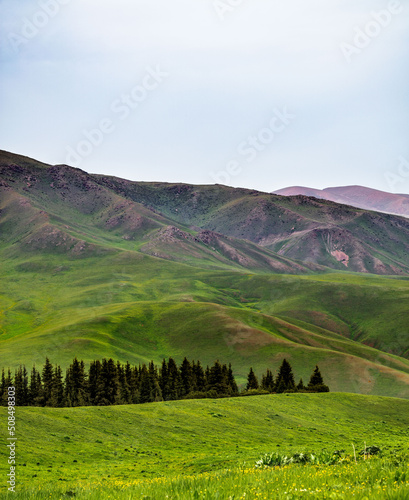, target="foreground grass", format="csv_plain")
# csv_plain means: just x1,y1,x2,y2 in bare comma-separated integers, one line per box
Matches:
4,456,409,499
1,393,409,498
